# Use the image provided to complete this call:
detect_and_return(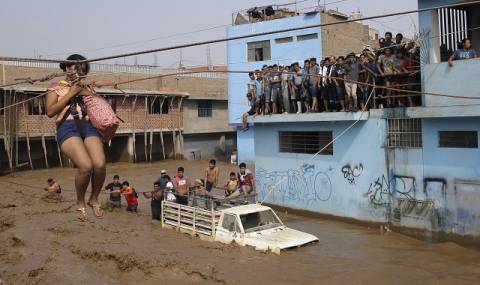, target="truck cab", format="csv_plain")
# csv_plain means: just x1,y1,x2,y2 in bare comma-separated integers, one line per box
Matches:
215,204,318,254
